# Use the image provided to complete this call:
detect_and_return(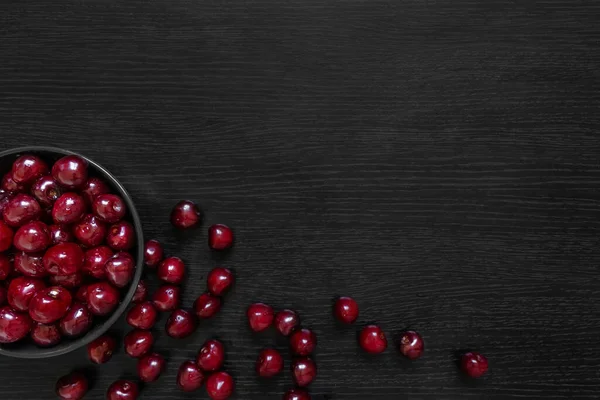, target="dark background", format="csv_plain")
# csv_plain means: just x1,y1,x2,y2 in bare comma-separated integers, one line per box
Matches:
1,0,600,399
